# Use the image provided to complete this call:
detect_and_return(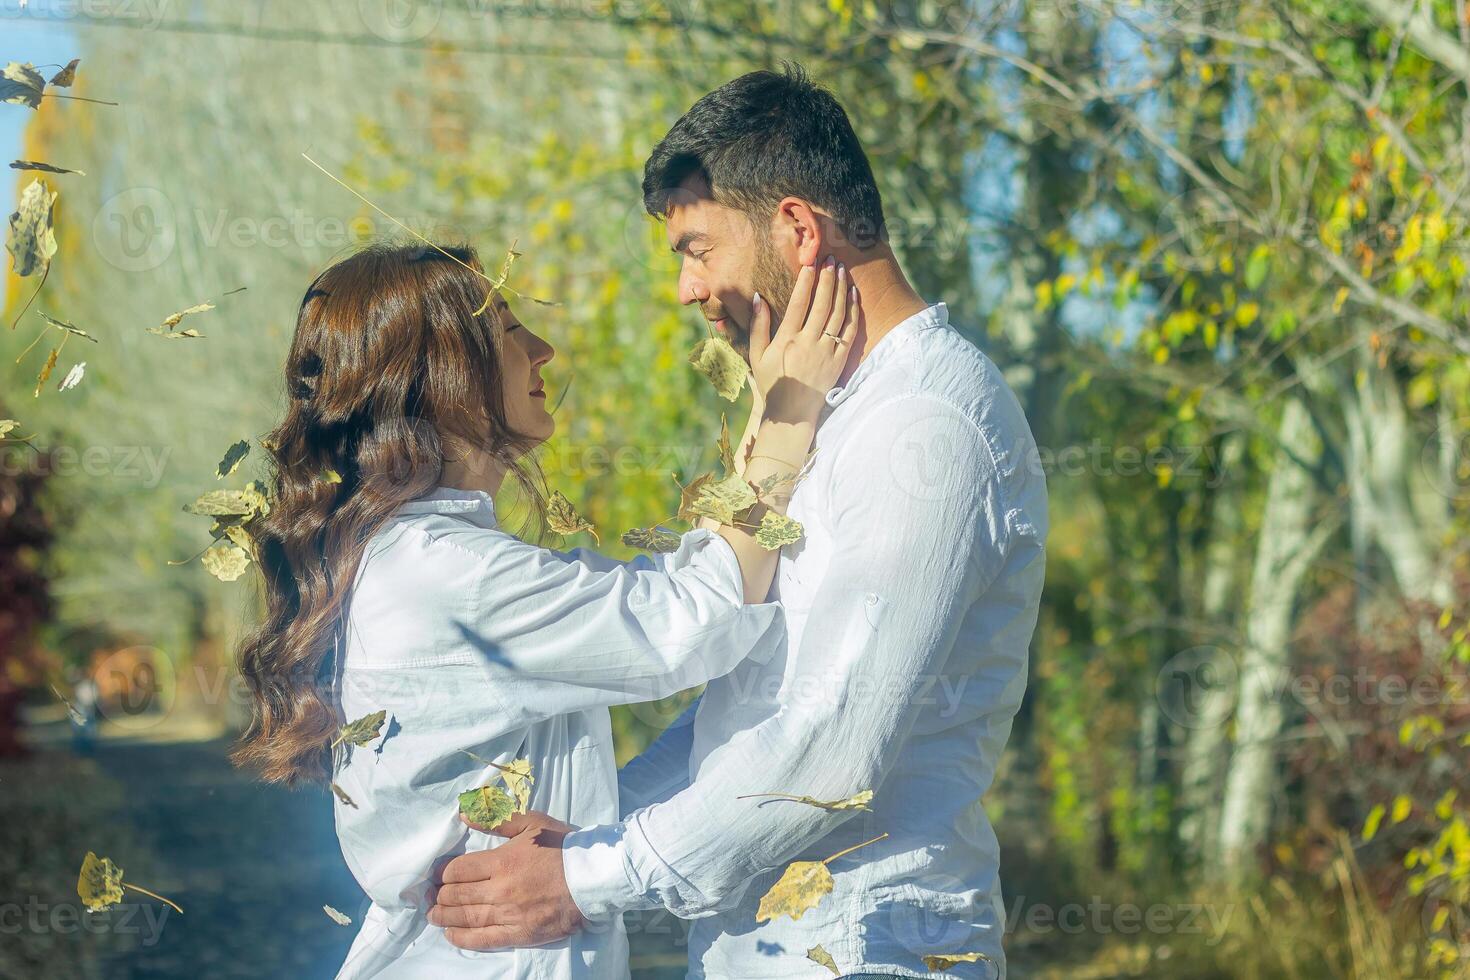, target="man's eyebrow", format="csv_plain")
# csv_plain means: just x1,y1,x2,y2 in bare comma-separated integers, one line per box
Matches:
671,231,708,254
